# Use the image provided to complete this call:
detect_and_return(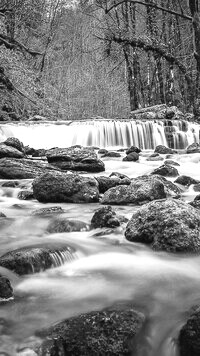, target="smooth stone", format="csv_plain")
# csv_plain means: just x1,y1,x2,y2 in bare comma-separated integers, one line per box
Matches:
125,199,200,252
98,148,108,154
164,160,180,166
0,144,24,159
33,171,99,203
186,143,200,154
175,175,199,186
102,151,121,157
